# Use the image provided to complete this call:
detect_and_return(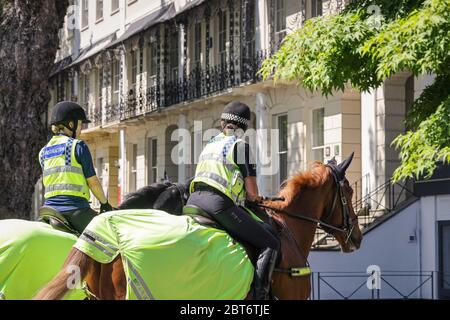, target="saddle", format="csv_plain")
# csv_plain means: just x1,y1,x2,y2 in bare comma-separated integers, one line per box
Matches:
182,205,278,265
38,206,80,236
